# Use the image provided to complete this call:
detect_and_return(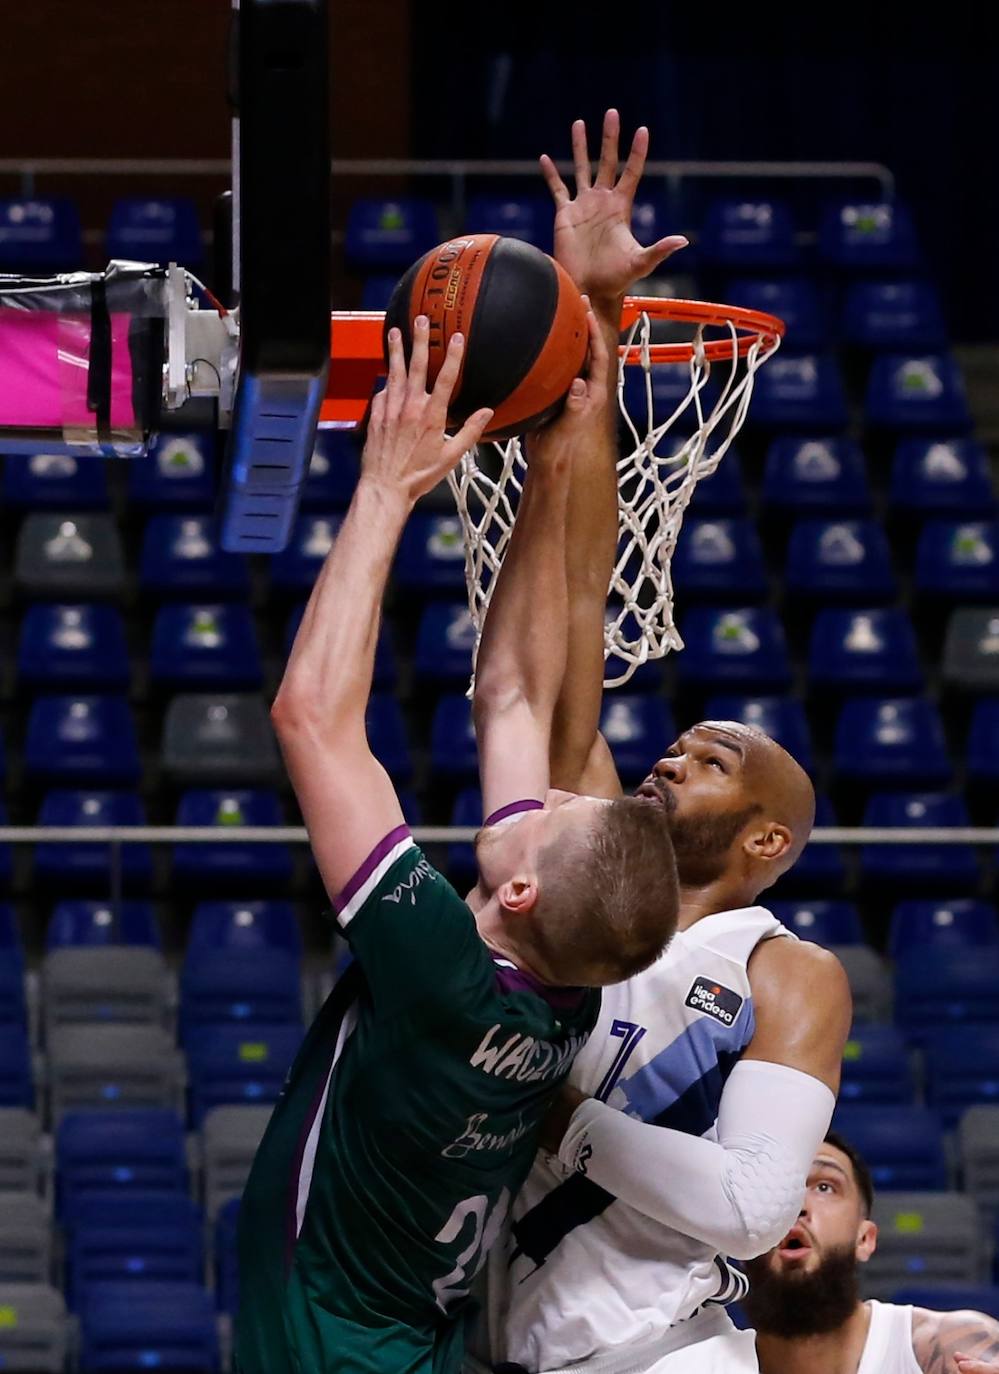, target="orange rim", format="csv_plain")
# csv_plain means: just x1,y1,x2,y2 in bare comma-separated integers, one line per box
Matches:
320,297,785,426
